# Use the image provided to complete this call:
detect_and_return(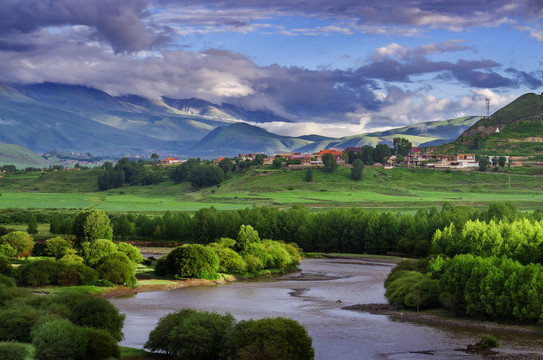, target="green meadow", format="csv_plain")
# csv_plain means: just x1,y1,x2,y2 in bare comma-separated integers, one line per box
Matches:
1,166,542,212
